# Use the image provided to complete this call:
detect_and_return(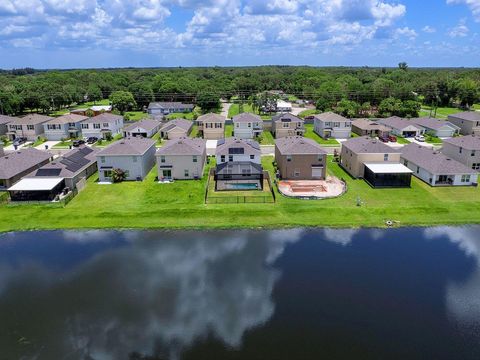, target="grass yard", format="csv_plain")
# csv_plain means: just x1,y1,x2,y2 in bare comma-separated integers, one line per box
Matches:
94,134,123,148
190,125,200,138
298,109,320,118
228,103,256,118
53,140,74,149
425,135,443,145
225,124,234,137
473,104,480,110
395,136,411,145
259,131,275,145
420,106,461,119
125,111,147,121
1,155,480,232
166,112,196,120
304,124,339,146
